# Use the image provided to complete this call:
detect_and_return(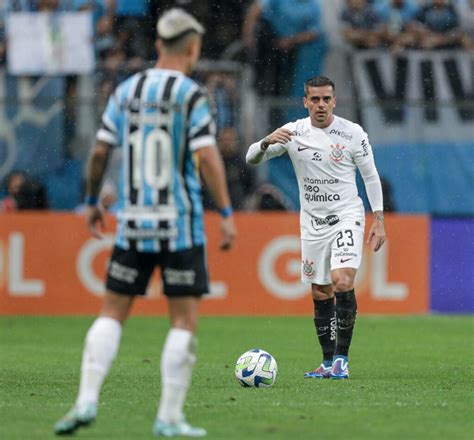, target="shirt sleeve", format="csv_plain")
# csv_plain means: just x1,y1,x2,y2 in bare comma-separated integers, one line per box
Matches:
96,89,121,146
246,121,295,165
187,88,217,151
353,127,384,212
246,139,287,165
